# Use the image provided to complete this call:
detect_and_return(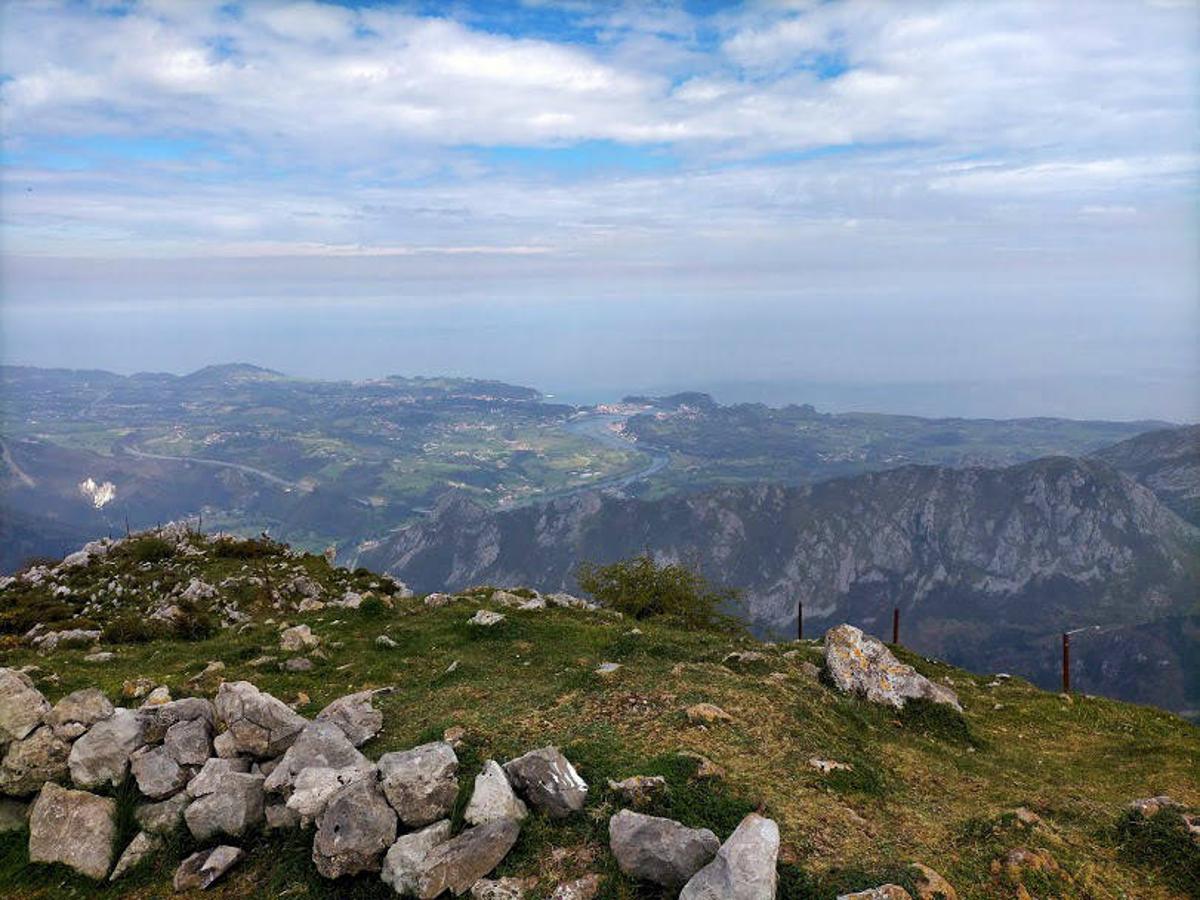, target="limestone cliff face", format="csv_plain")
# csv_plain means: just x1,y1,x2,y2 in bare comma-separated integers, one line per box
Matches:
1093,424,1200,526
361,457,1199,710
